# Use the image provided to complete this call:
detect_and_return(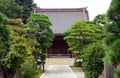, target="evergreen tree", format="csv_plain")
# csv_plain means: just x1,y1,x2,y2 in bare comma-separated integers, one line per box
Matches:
94,14,108,26
64,20,102,53
27,14,54,71
0,13,39,78
0,0,23,18
64,20,104,78
2,19,29,78
15,0,36,23
104,0,120,78
82,41,104,78
0,12,11,78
